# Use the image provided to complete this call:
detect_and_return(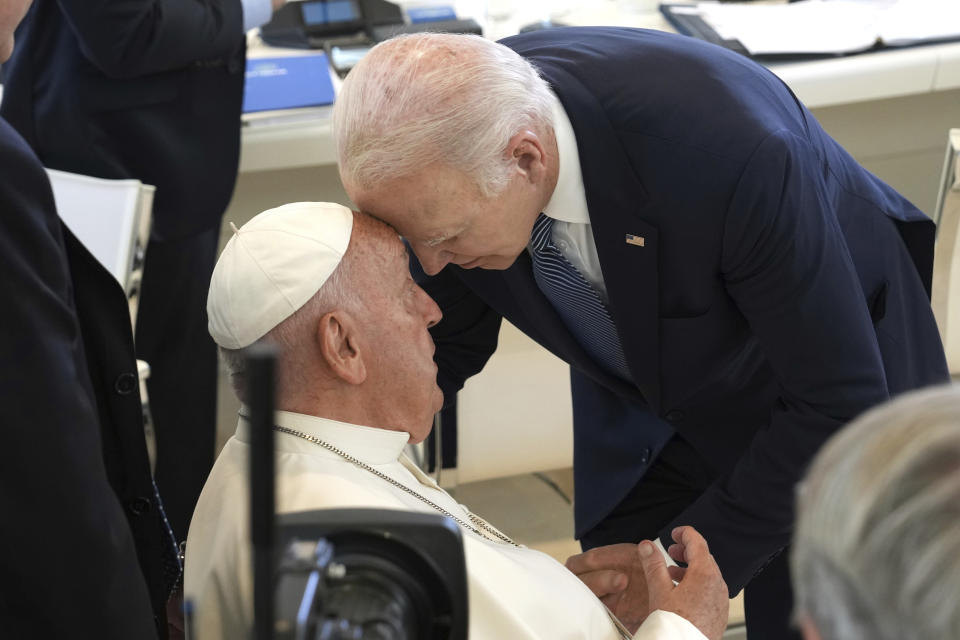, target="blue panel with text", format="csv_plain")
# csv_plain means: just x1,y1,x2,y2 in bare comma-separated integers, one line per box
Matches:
242,54,335,113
